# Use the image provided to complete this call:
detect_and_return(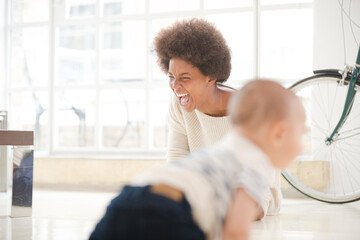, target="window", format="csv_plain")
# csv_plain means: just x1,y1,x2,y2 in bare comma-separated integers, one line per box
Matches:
4,0,313,157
